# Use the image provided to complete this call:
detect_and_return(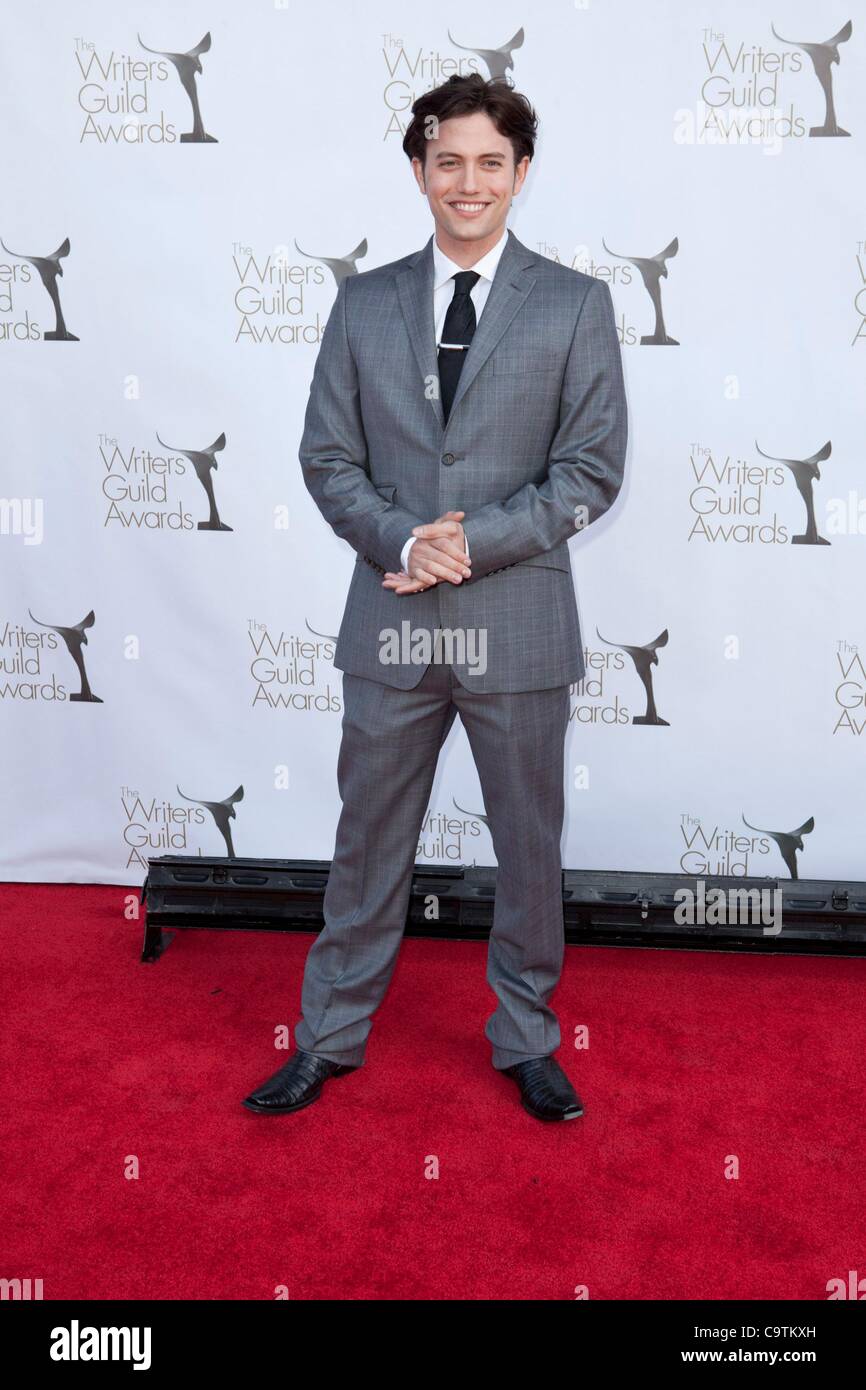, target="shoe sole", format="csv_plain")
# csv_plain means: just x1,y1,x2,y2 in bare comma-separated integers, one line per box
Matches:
520,1098,584,1121
241,1064,356,1115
